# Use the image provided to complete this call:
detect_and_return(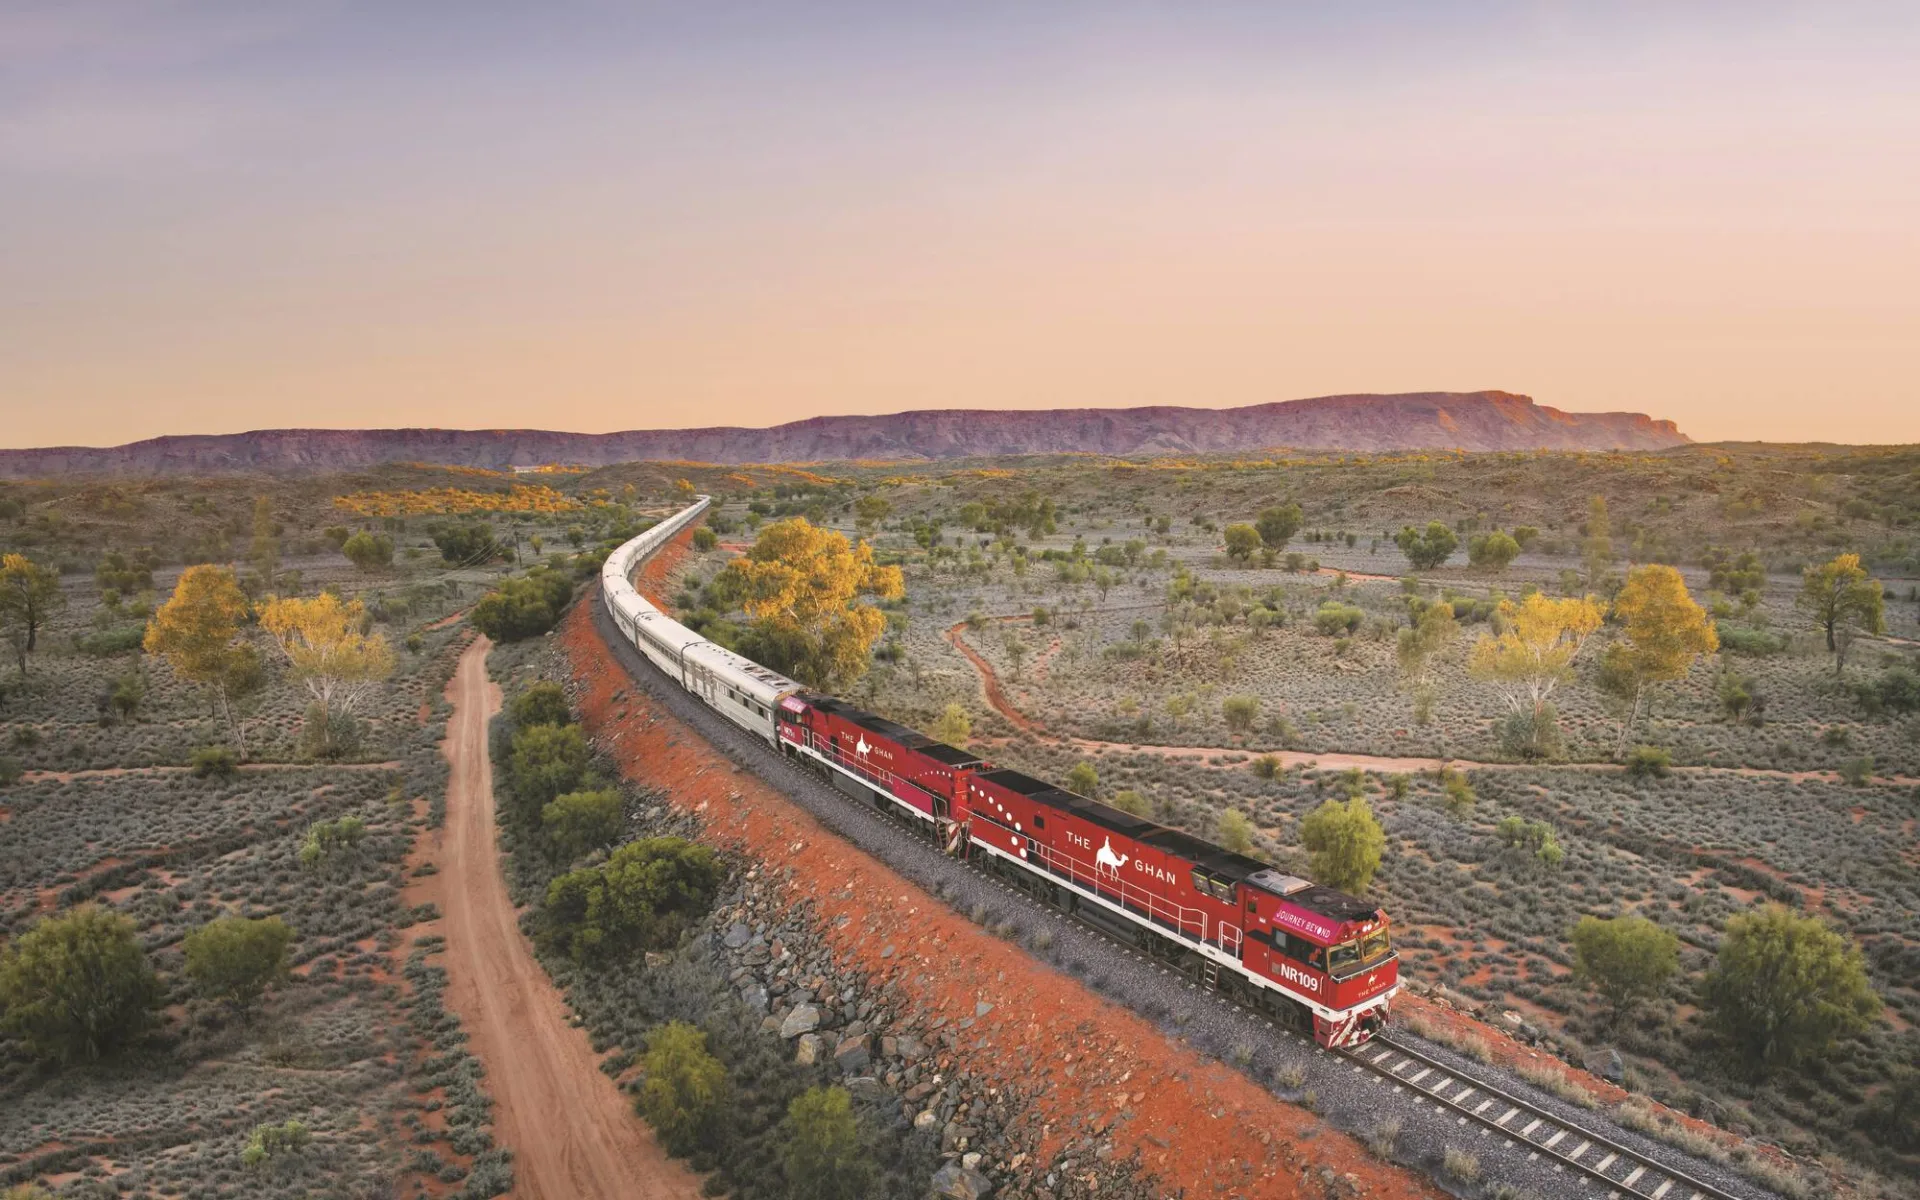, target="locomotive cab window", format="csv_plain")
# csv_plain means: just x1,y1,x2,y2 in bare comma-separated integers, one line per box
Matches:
1360,929,1392,964
1328,934,1393,975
